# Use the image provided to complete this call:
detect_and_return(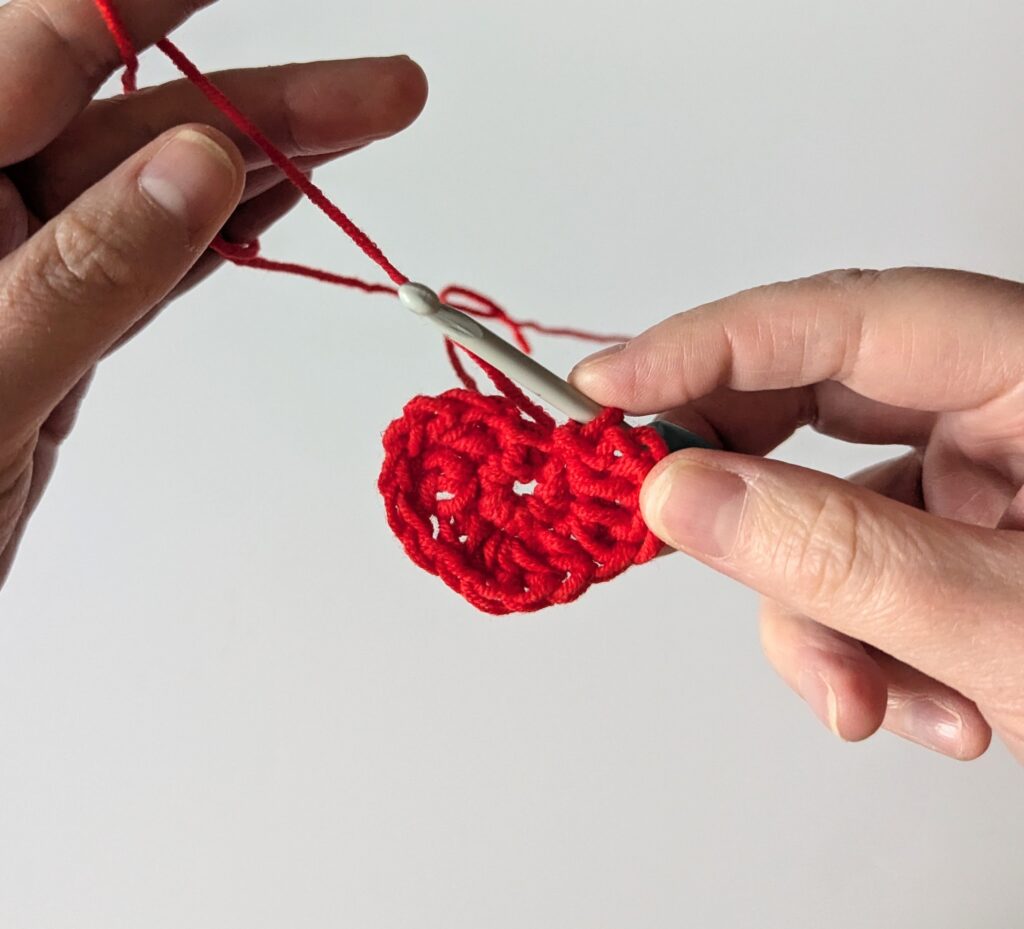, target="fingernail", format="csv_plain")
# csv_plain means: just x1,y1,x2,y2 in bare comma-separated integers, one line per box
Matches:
888,698,964,756
575,342,626,367
798,669,842,738
569,342,627,385
139,129,237,233
642,460,747,557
